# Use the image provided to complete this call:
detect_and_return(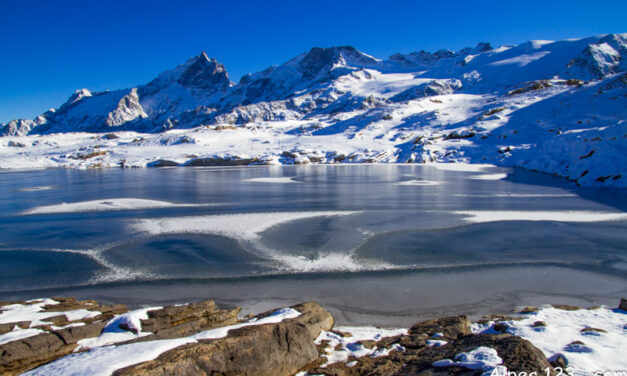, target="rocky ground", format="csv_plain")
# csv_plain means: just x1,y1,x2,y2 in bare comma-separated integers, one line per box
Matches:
0,297,625,376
